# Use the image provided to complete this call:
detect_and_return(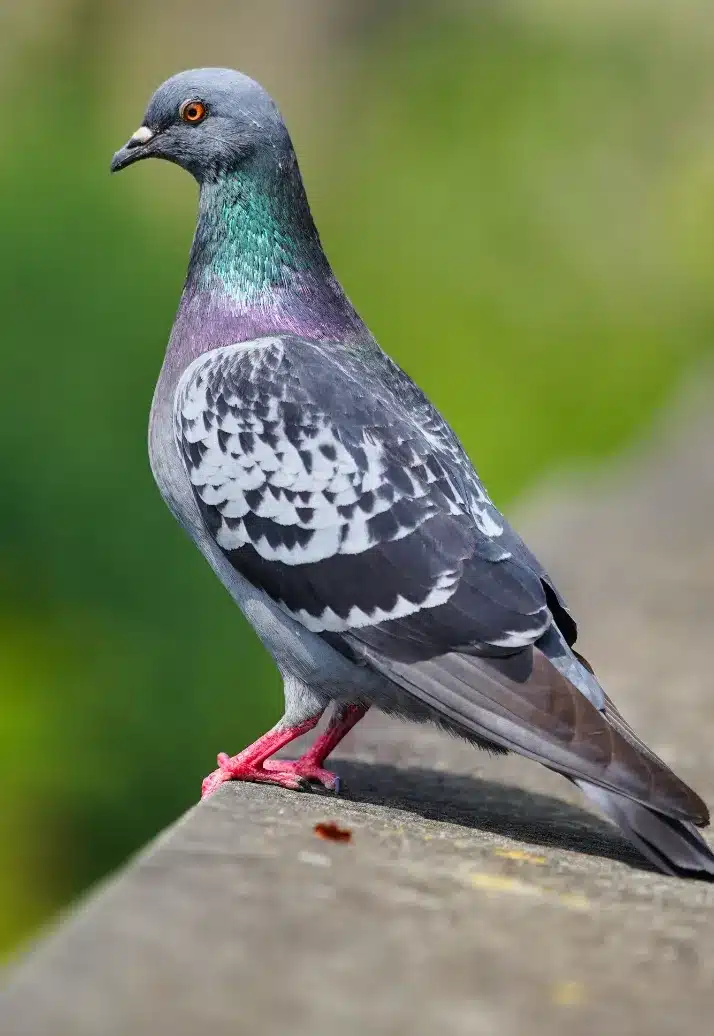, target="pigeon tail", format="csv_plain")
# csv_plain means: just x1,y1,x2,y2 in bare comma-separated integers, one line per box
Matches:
352,641,714,877
576,780,714,880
